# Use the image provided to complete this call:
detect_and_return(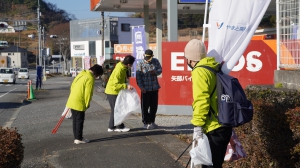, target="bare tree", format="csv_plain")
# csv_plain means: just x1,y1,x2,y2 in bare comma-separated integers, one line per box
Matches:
48,22,70,71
